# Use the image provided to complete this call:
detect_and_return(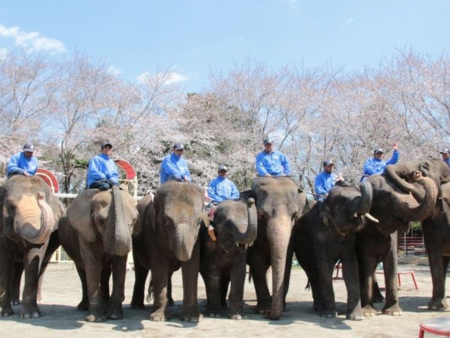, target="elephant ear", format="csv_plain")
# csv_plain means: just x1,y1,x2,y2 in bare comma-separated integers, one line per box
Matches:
67,189,99,243
319,203,332,226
